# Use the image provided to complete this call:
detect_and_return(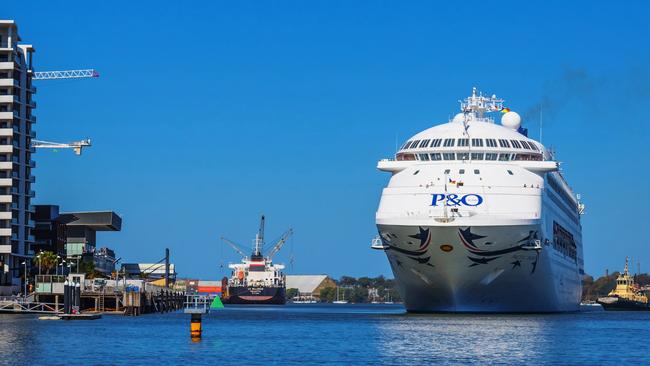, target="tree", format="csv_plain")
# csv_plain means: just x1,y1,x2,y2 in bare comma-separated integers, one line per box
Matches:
286,288,298,299
33,251,58,275
319,287,336,302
